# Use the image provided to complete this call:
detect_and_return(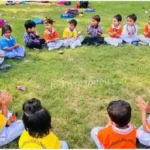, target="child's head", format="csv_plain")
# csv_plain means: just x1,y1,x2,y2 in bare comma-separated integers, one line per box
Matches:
148,16,150,25
2,24,12,38
44,18,55,31
113,14,122,26
91,15,101,26
23,98,52,138
68,19,77,31
24,20,36,33
127,14,137,26
107,100,131,128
